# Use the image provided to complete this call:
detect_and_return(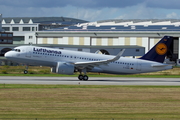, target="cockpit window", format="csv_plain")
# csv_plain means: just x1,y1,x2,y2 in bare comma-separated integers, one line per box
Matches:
12,49,21,52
